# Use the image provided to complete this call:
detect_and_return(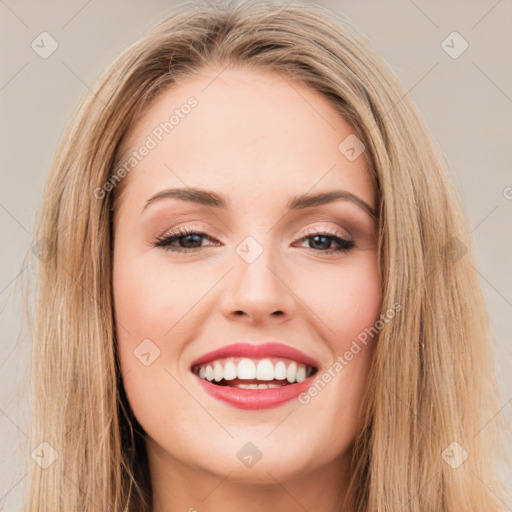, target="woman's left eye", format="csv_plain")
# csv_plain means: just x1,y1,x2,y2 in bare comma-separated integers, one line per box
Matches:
153,228,355,255
294,231,355,254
